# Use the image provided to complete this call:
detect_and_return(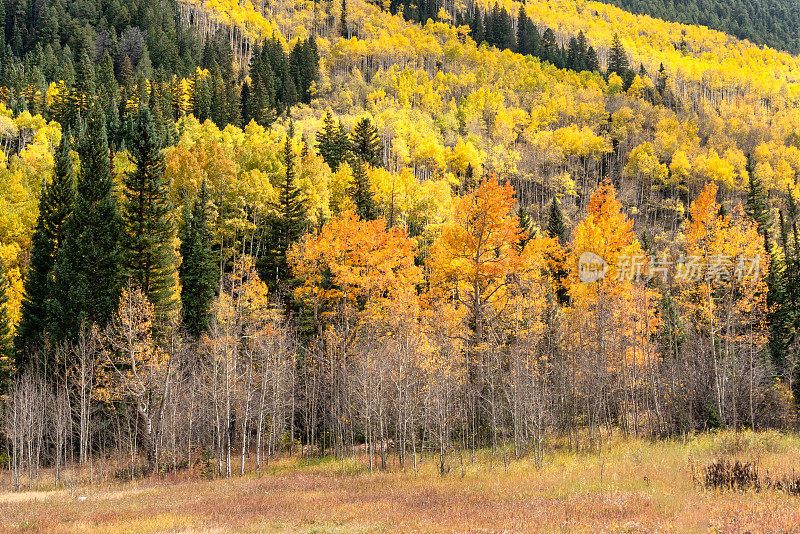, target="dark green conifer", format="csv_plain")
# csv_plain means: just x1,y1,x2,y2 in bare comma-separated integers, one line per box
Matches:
259,132,308,287
121,106,177,323
180,180,218,337
608,33,630,77
49,110,123,342
546,197,568,245
745,155,771,235
348,158,378,221
351,117,381,167
316,112,351,171
15,132,75,361
340,0,349,38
